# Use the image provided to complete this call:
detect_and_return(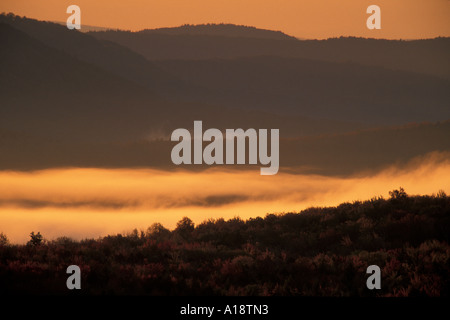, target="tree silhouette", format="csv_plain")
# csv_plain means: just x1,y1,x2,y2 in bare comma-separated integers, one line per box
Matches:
389,187,408,200
175,217,195,240
146,223,170,241
27,231,43,246
0,232,8,246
